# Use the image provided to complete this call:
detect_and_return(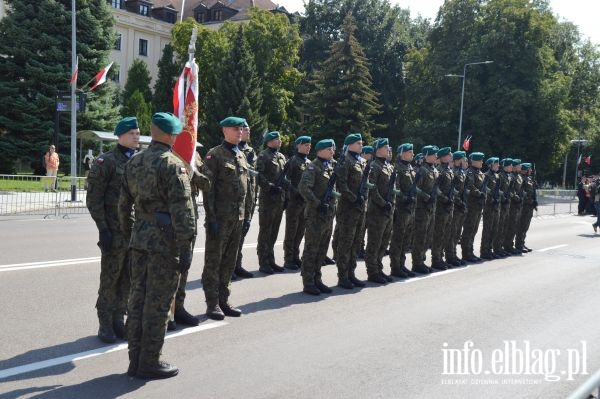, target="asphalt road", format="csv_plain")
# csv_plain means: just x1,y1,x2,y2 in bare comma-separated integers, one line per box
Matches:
0,213,599,399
